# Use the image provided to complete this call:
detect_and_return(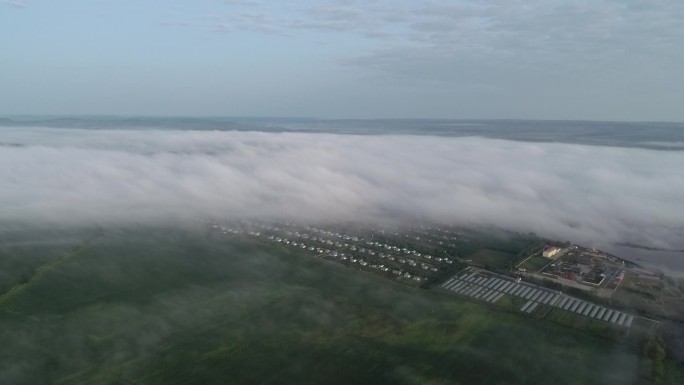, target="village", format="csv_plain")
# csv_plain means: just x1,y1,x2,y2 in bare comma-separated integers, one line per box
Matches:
209,220,662,335
211,221,462,286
